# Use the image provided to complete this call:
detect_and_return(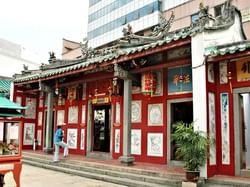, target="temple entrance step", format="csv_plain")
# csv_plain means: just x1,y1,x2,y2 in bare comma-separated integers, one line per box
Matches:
240,169,250,177
22,152,184,187
204,175,250,187
86,151,112,160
